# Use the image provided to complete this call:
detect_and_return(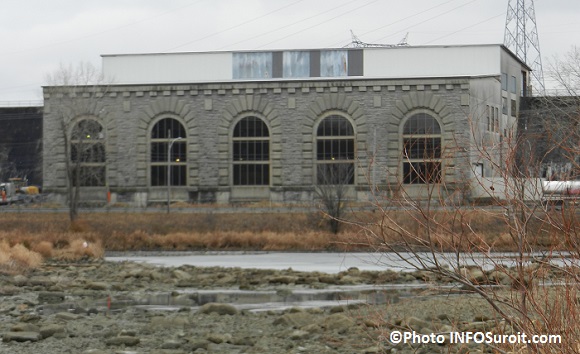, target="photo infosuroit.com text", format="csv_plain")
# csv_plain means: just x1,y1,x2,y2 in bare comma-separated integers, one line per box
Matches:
388,331,562,346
